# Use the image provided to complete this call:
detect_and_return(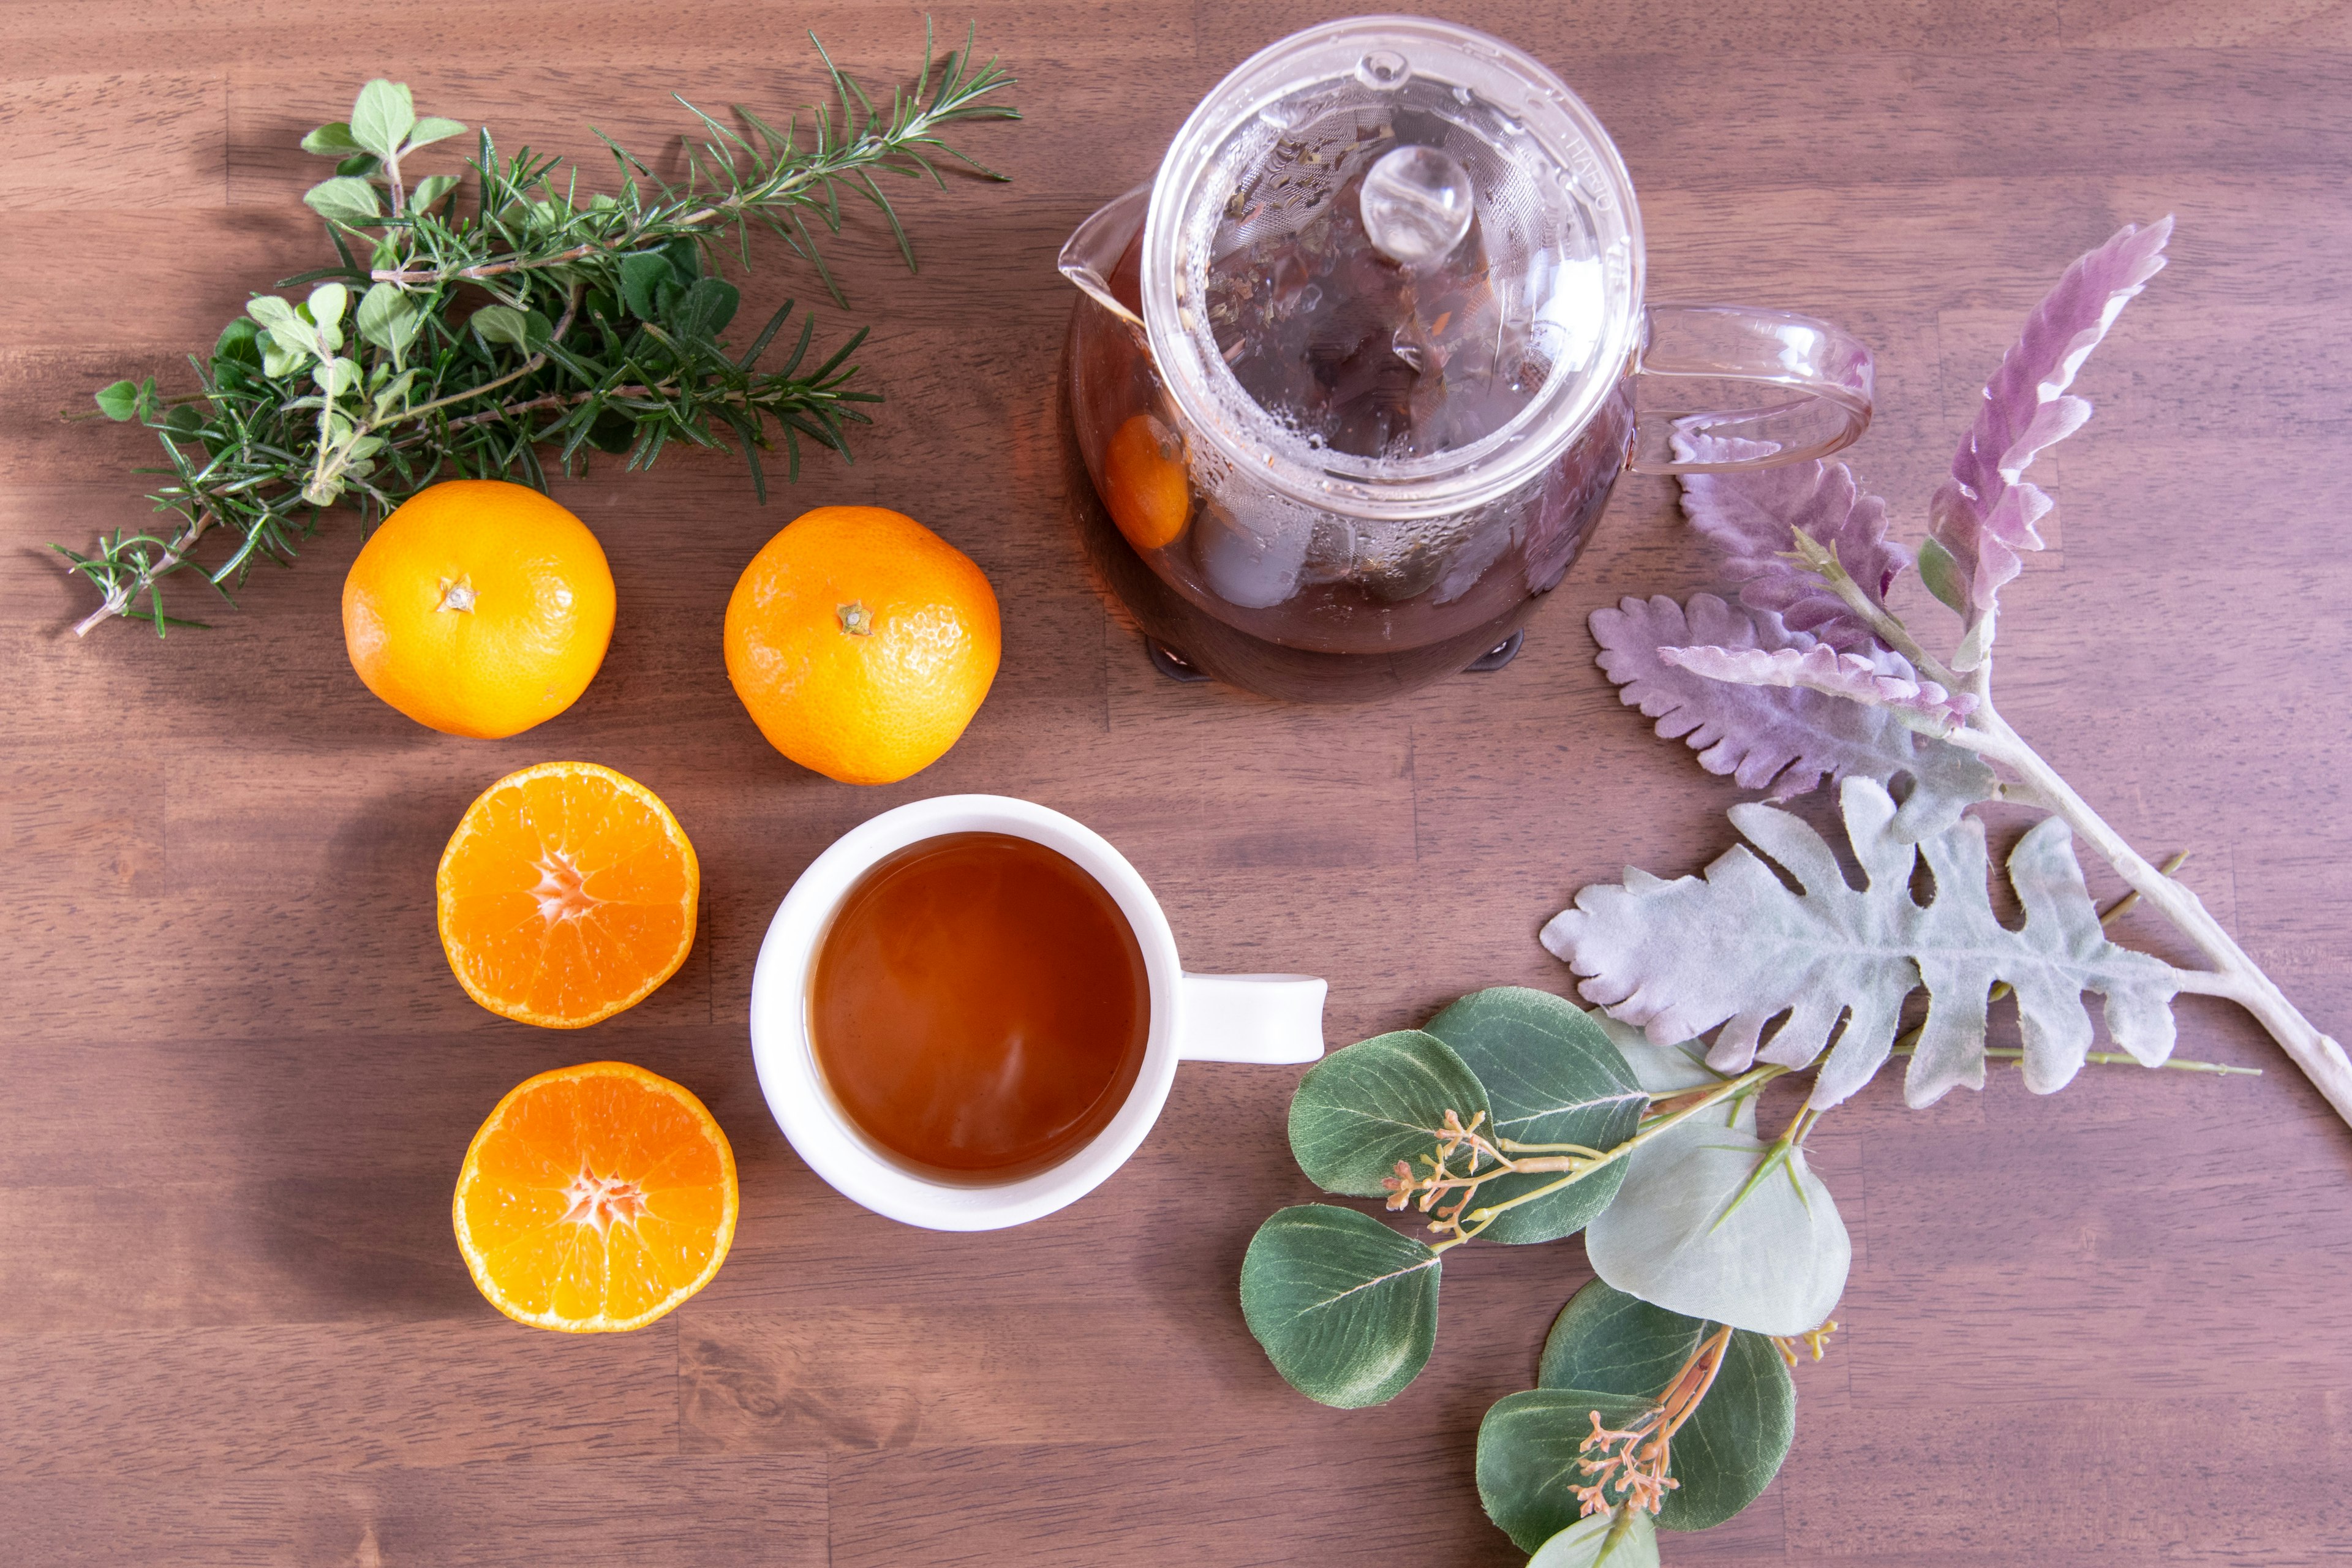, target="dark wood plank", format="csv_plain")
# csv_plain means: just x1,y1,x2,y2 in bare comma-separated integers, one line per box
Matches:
4,2,2351,1564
